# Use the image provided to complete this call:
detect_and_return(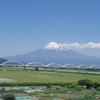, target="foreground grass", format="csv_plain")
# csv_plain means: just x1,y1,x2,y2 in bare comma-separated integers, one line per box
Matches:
0,68,99,83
